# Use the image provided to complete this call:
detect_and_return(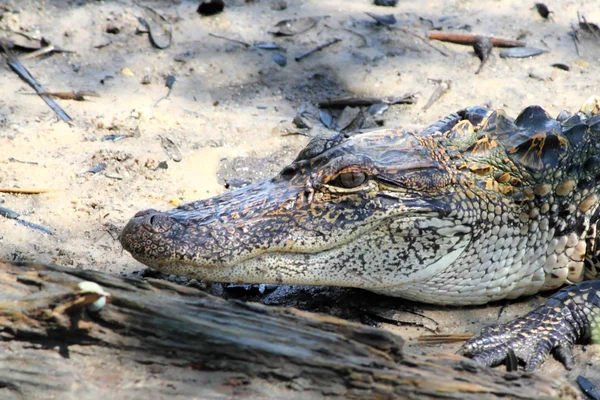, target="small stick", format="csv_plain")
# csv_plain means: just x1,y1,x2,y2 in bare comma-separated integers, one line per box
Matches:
417,333,473,343
0,40,71,123
581,14,600,42
0,187,57,194
295,38,341,62
428,32,525,48
8,157,39,165
409,32,450,57
571,23,580,56
422,80,451,111
21,91,98,101
19,45,55,60
340,28,367,48
208,33,250,48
